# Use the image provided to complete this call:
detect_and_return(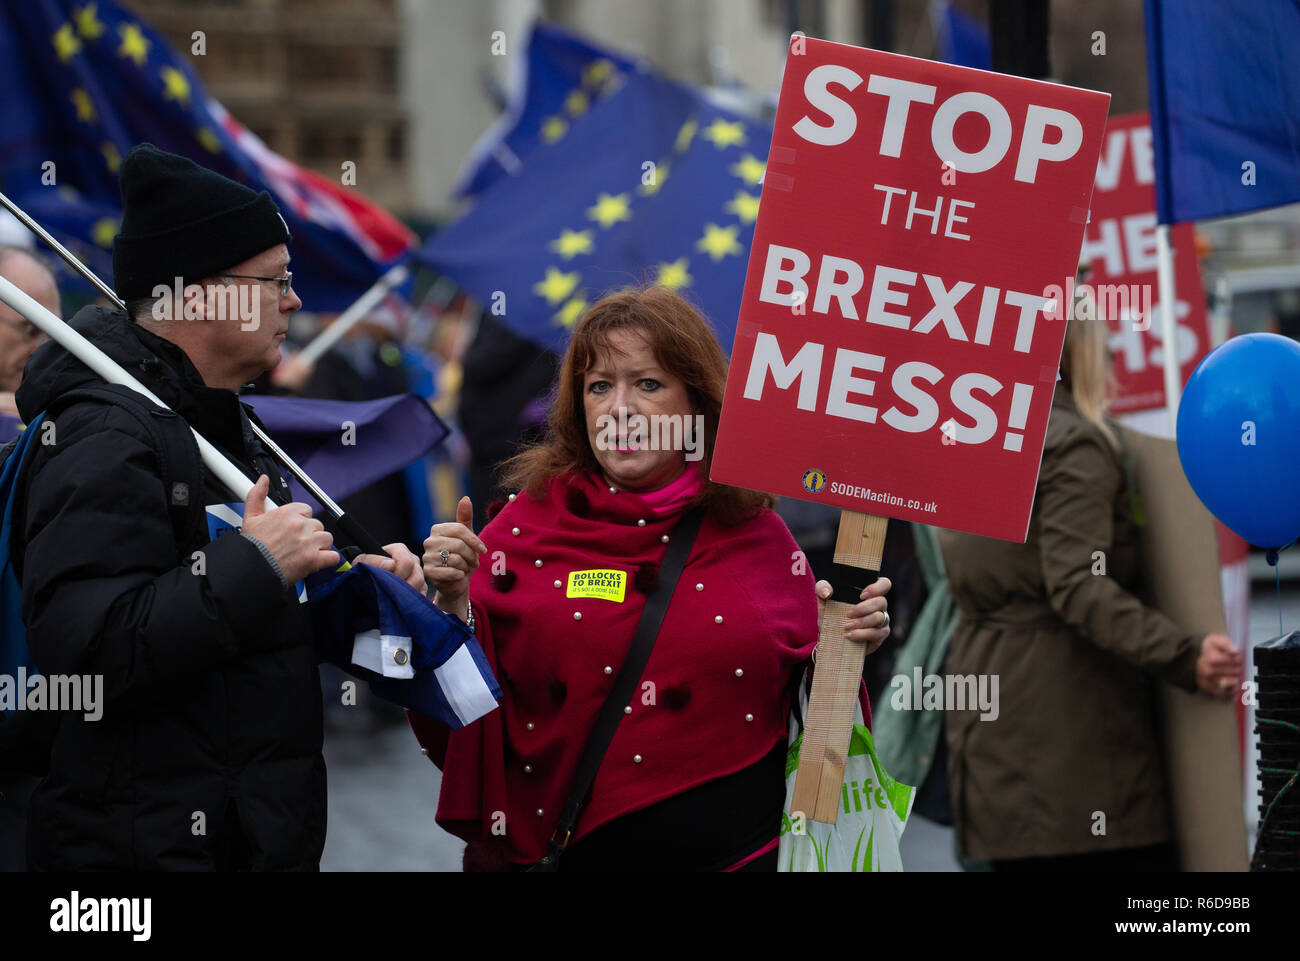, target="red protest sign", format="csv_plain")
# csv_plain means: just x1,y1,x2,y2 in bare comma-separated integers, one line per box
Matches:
1083,112,1211,414
711,39,1111,542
